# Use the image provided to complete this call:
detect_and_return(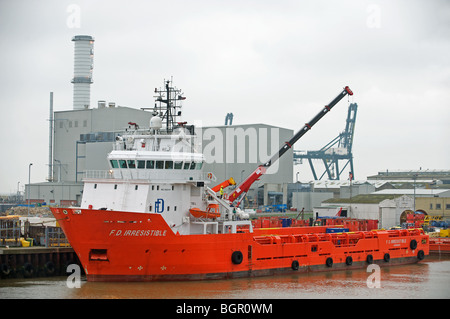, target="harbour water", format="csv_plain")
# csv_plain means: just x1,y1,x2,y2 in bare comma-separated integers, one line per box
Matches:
1,255,449,299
